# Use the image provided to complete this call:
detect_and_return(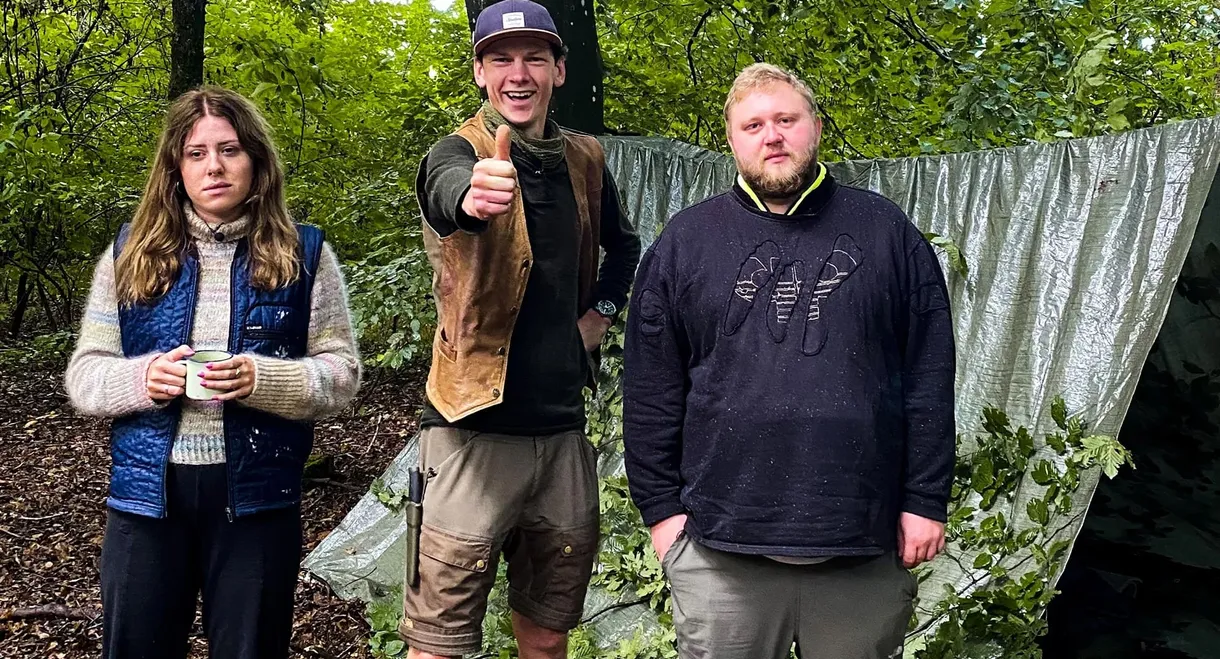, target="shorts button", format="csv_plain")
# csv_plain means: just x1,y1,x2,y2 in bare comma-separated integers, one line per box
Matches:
475,559,486,569
562,545,573,555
